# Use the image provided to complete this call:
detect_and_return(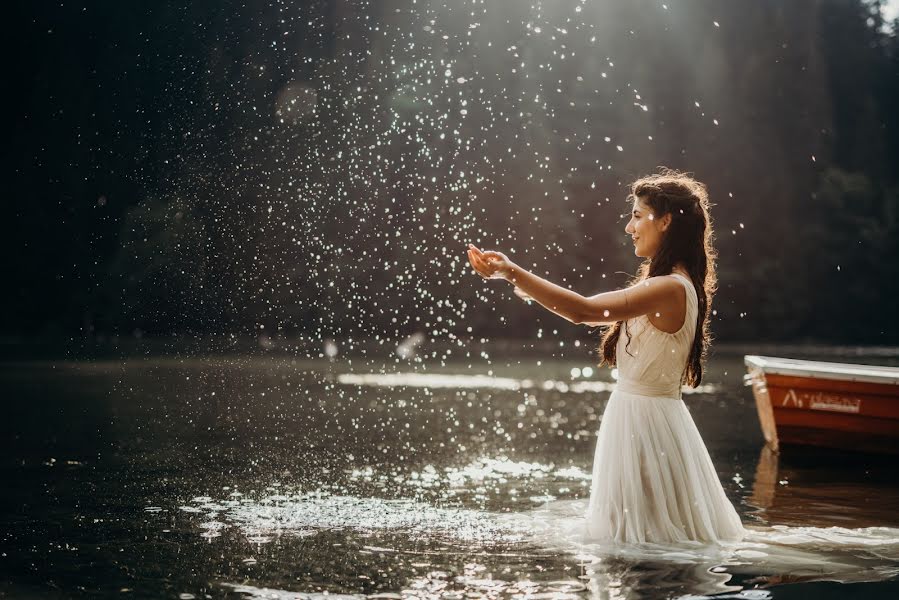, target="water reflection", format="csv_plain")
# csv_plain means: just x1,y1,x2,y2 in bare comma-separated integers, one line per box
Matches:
747,445,899,528
3,356,899,598
175,489,530,545
337,371,720,395
170,449,899,598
